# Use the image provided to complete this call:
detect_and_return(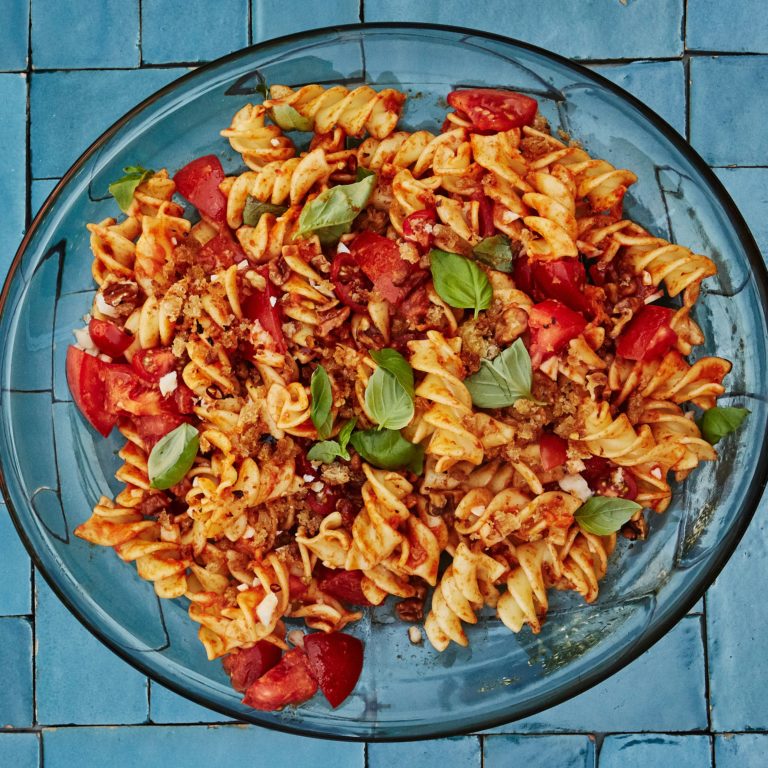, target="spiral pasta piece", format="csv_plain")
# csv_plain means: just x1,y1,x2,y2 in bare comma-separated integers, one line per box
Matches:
220,103,296,169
